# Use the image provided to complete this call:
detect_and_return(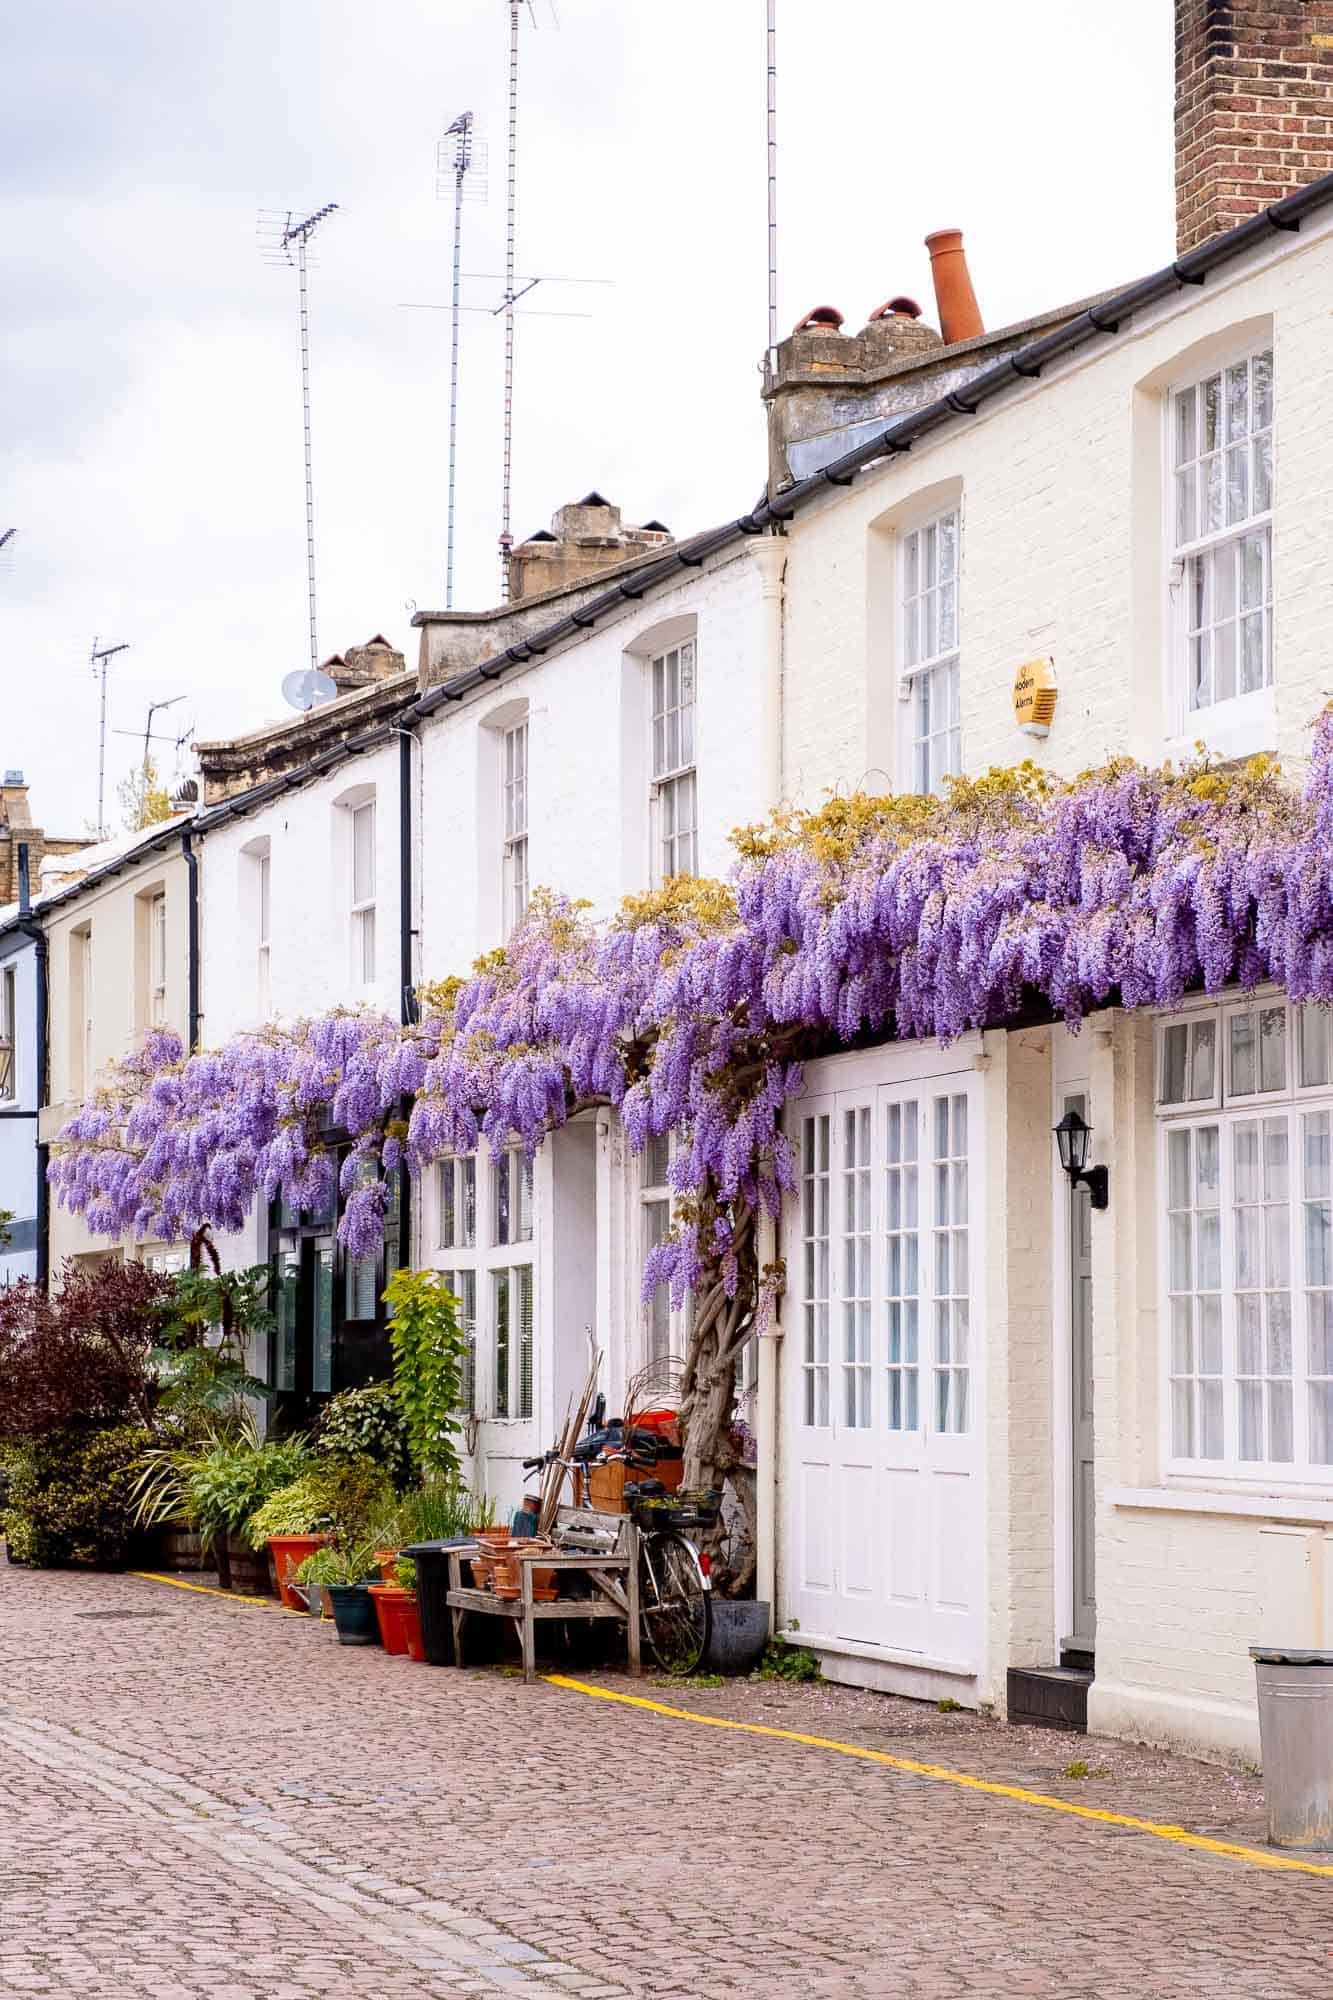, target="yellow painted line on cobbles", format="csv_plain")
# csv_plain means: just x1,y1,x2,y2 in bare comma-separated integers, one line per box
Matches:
546,1675,1333,1883
129,1570,277,1610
